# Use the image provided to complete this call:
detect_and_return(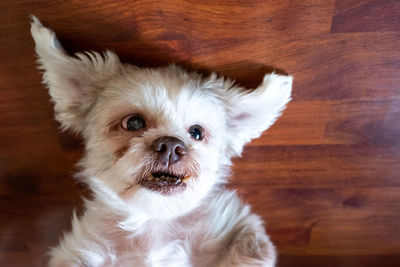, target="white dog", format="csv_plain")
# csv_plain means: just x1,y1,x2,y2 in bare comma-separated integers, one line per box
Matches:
30,16,292,267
